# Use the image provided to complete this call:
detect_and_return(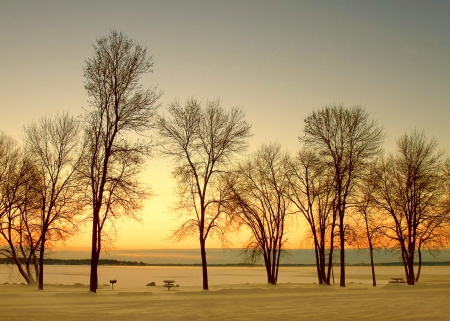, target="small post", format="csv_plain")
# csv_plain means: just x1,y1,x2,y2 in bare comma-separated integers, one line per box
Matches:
110,279,117,290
